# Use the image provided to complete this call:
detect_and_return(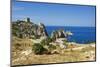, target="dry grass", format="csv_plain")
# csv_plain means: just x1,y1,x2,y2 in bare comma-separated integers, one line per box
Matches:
12,51,83,65
11,37,96,66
